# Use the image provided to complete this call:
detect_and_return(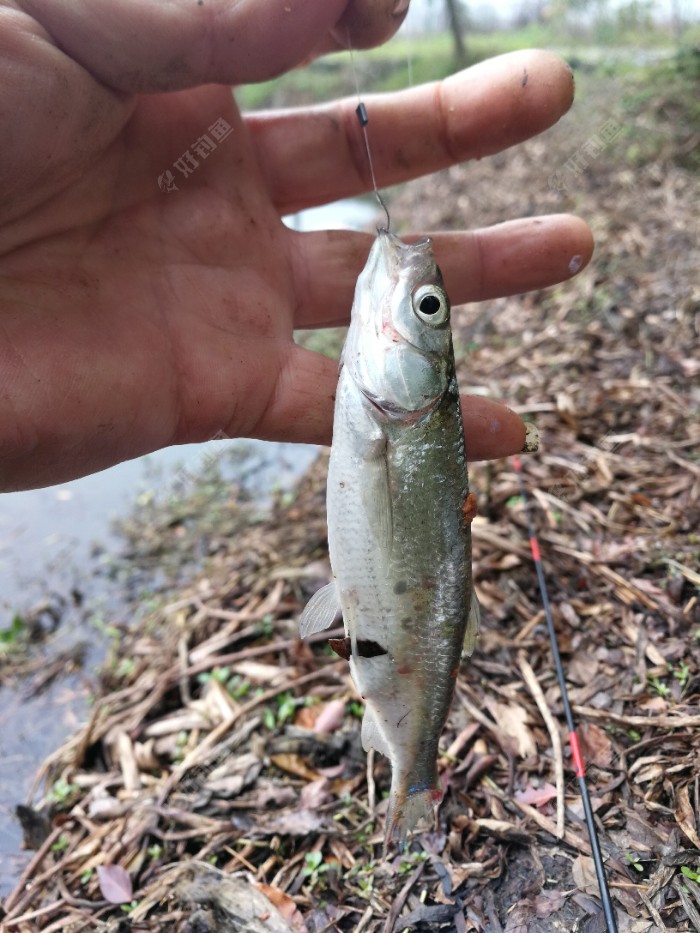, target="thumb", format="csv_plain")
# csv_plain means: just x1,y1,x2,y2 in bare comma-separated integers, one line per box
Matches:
20,0,400,93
